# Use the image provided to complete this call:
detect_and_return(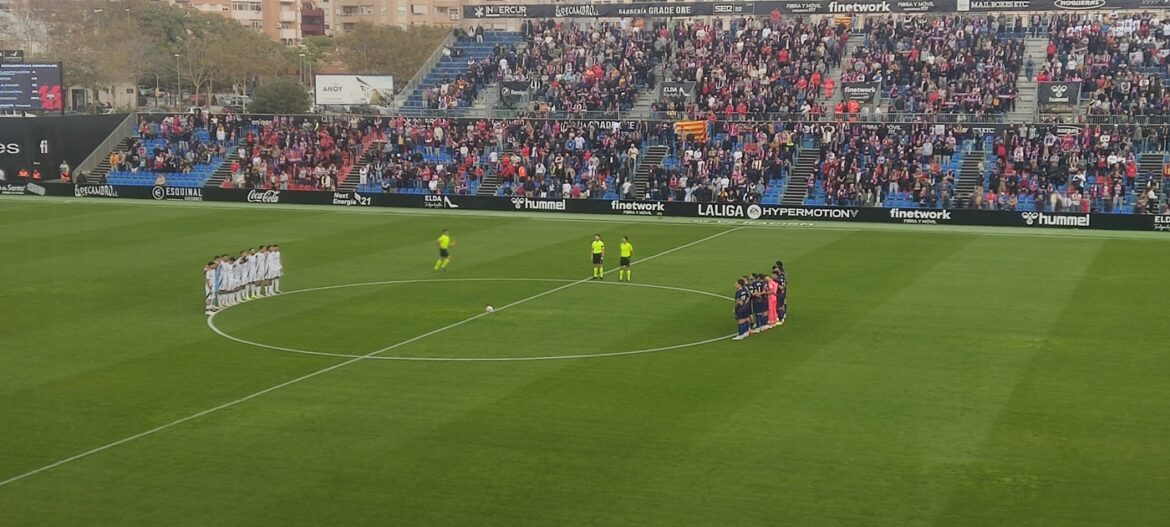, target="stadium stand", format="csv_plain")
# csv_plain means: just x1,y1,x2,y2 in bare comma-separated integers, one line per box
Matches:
354,118,656,199
501,20,662,116
654,16,847,119
105,114,238,188
78,13,1169,216
1043,12,1170,123
804,123,962,208
226,116,379,191
647,121,796,204
973,124,1152,213
851,15,1025,119
399,29,523,117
